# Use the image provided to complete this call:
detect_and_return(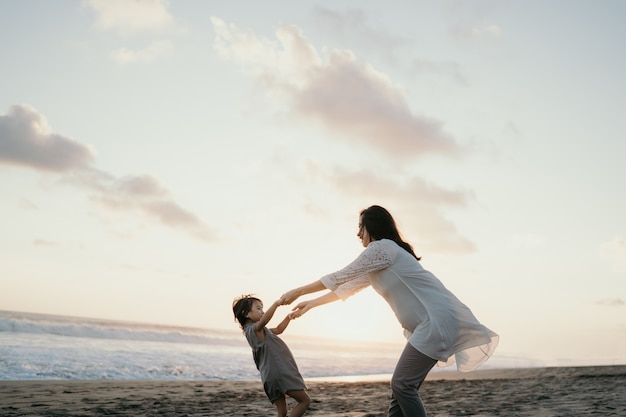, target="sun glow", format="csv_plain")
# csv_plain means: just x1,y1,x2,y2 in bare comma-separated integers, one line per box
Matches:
284,289,405,347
